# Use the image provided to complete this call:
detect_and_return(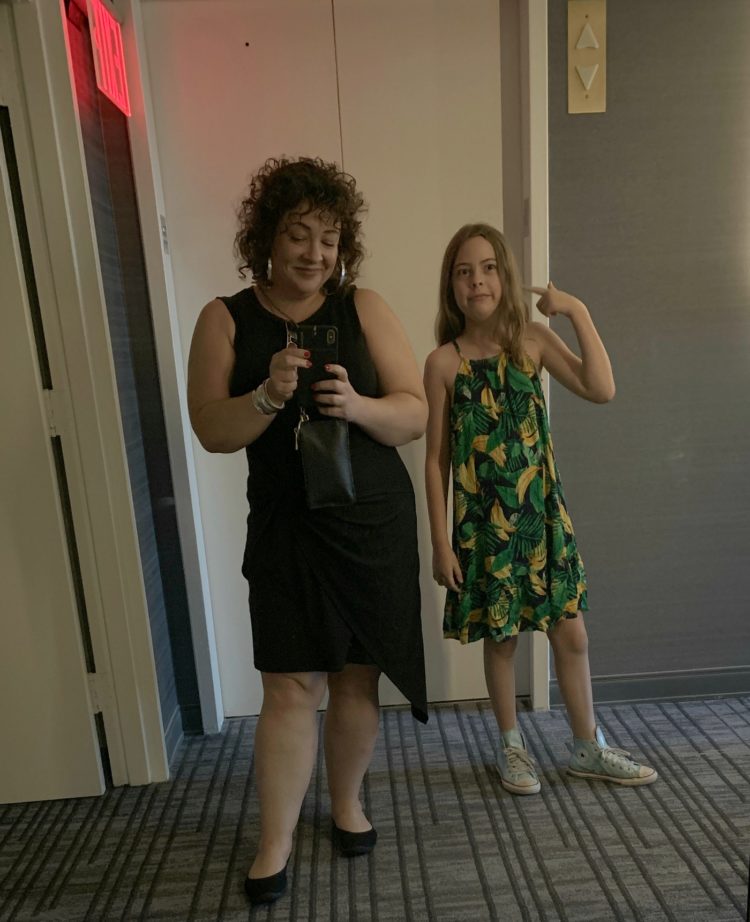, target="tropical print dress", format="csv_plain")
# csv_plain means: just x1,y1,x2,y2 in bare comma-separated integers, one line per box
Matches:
444,343,588,644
